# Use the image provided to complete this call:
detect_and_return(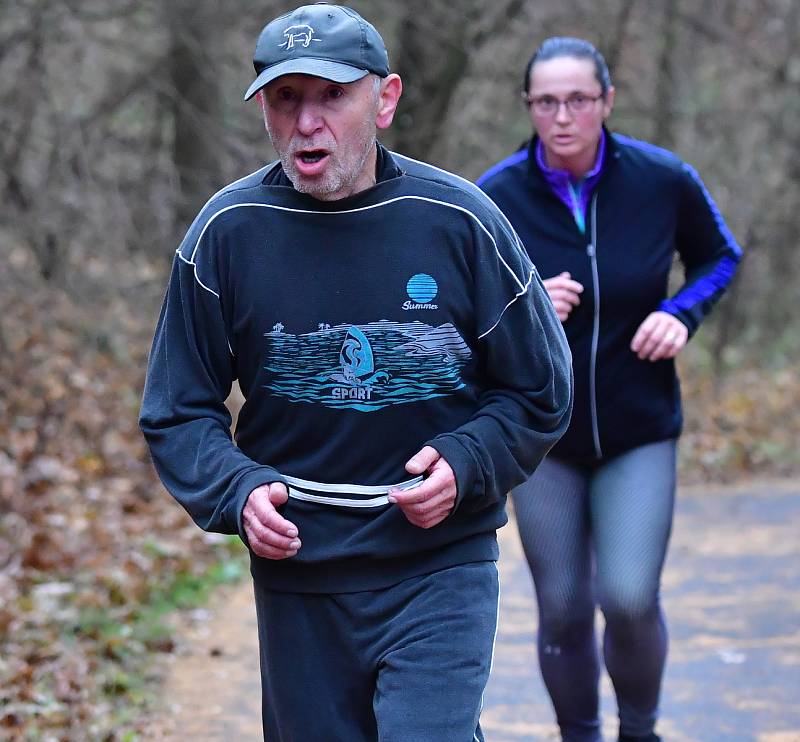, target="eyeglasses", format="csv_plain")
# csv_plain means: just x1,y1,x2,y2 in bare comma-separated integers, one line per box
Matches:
527,93,604,117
